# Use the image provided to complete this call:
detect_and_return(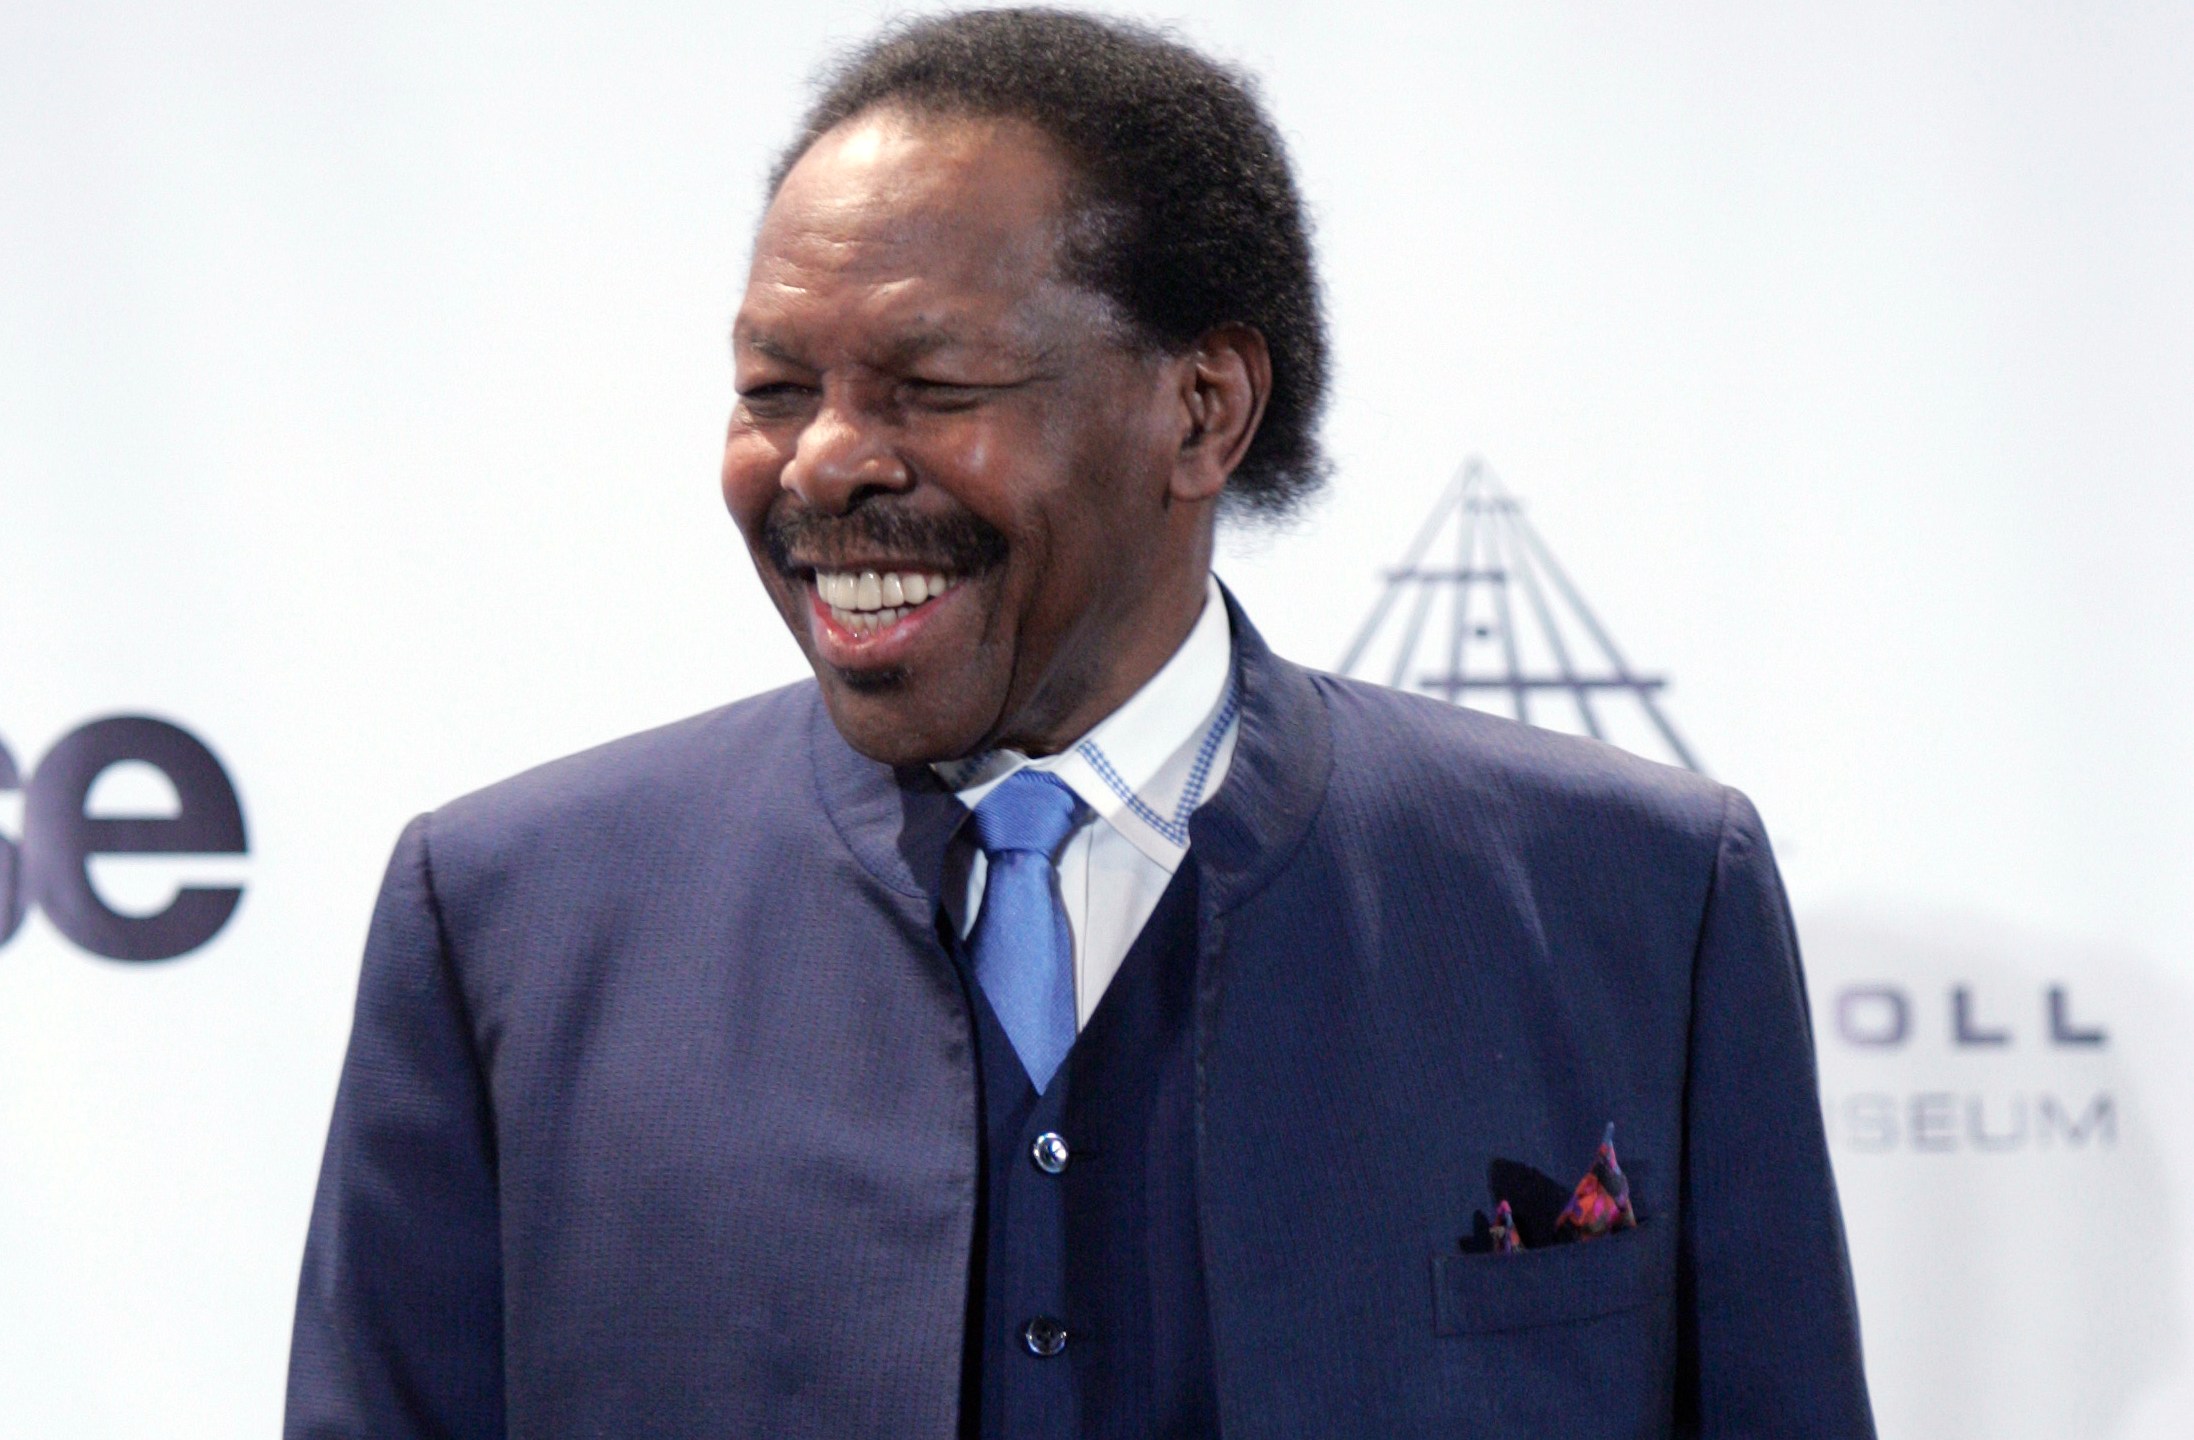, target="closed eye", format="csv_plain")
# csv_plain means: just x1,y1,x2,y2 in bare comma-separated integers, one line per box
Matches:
736,382,817,420
901,377,1016,412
